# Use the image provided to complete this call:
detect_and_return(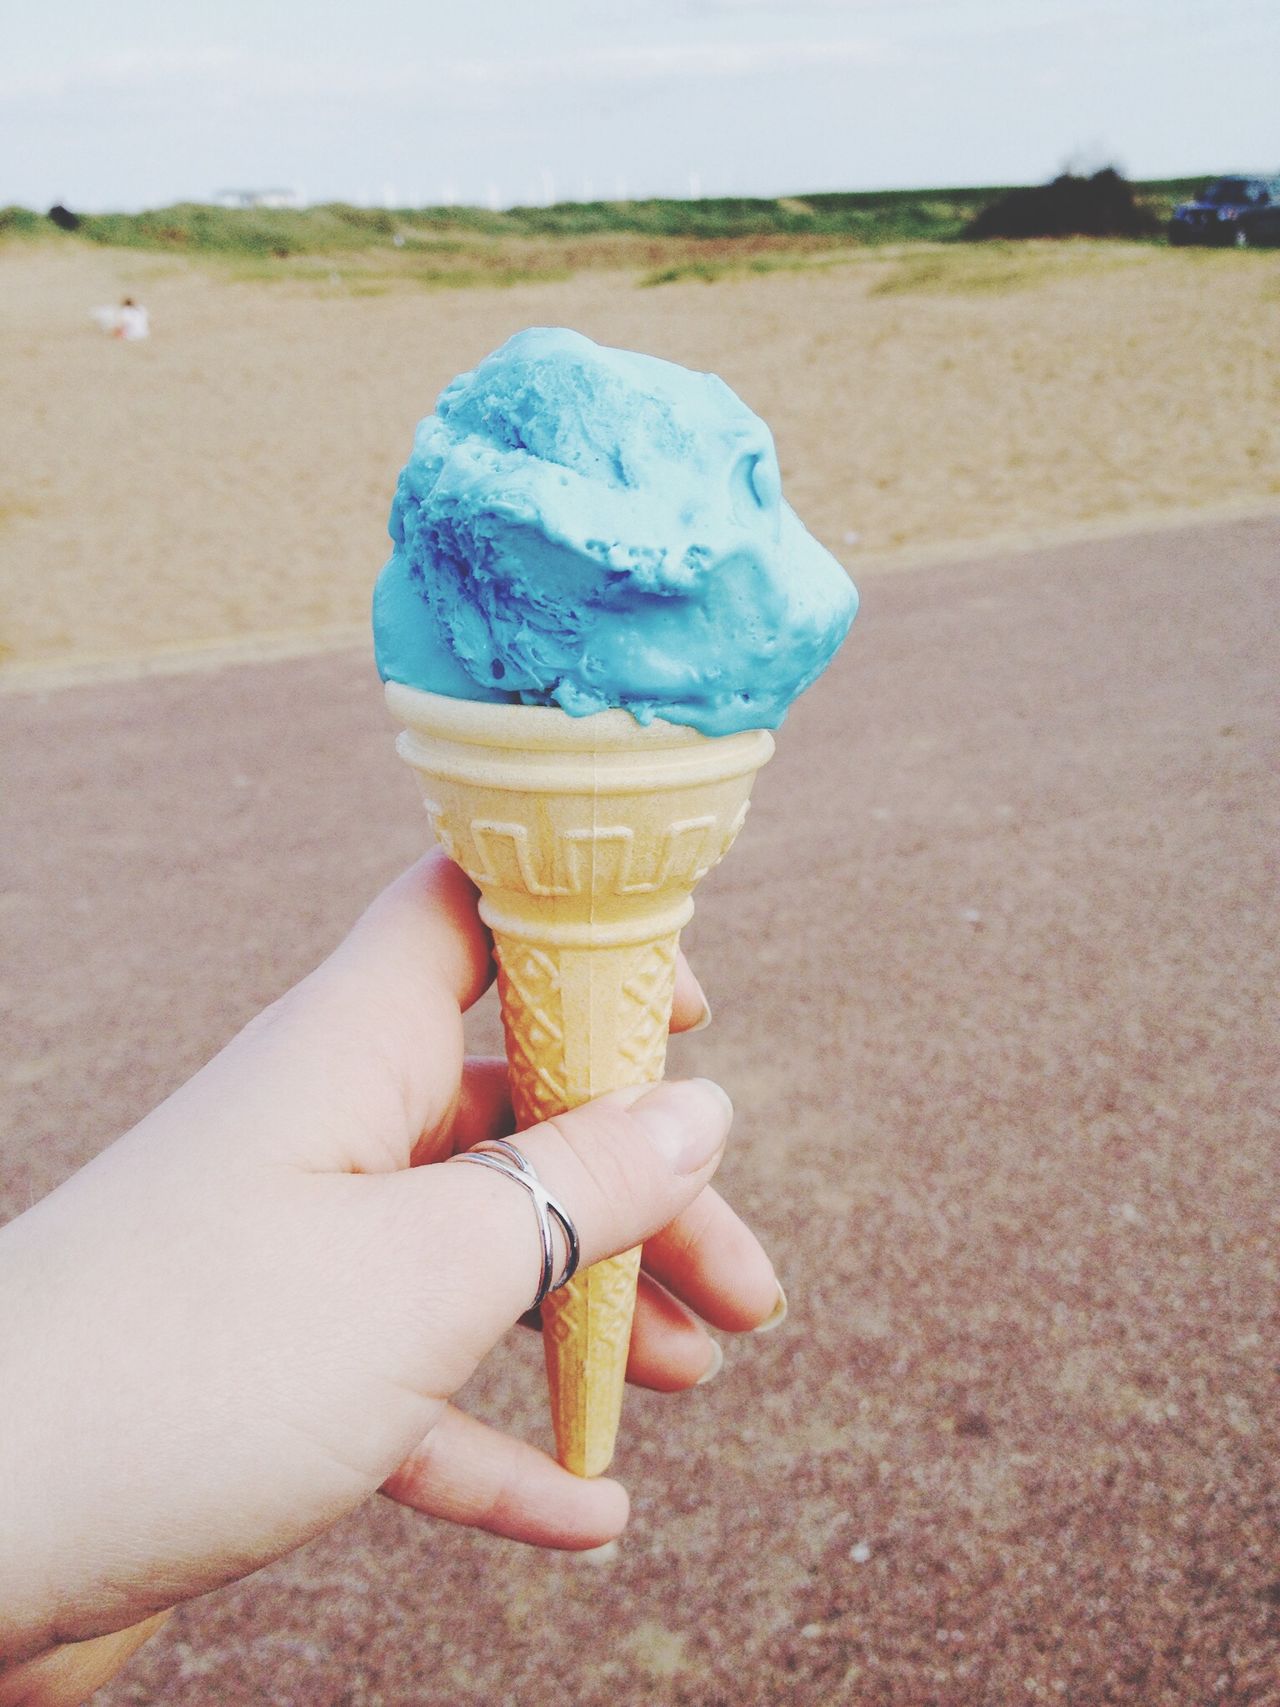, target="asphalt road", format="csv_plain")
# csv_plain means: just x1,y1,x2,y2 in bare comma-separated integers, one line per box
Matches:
3,515,1278,1706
